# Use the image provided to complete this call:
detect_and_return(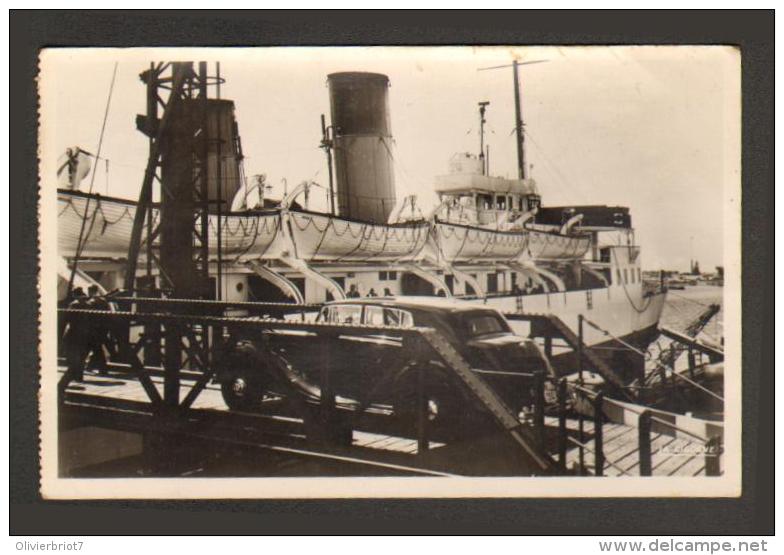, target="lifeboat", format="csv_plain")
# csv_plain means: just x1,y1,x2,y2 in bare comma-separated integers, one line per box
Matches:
57,190,281,261
285,209,430,262
432,220,529,262
526,229,591,261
